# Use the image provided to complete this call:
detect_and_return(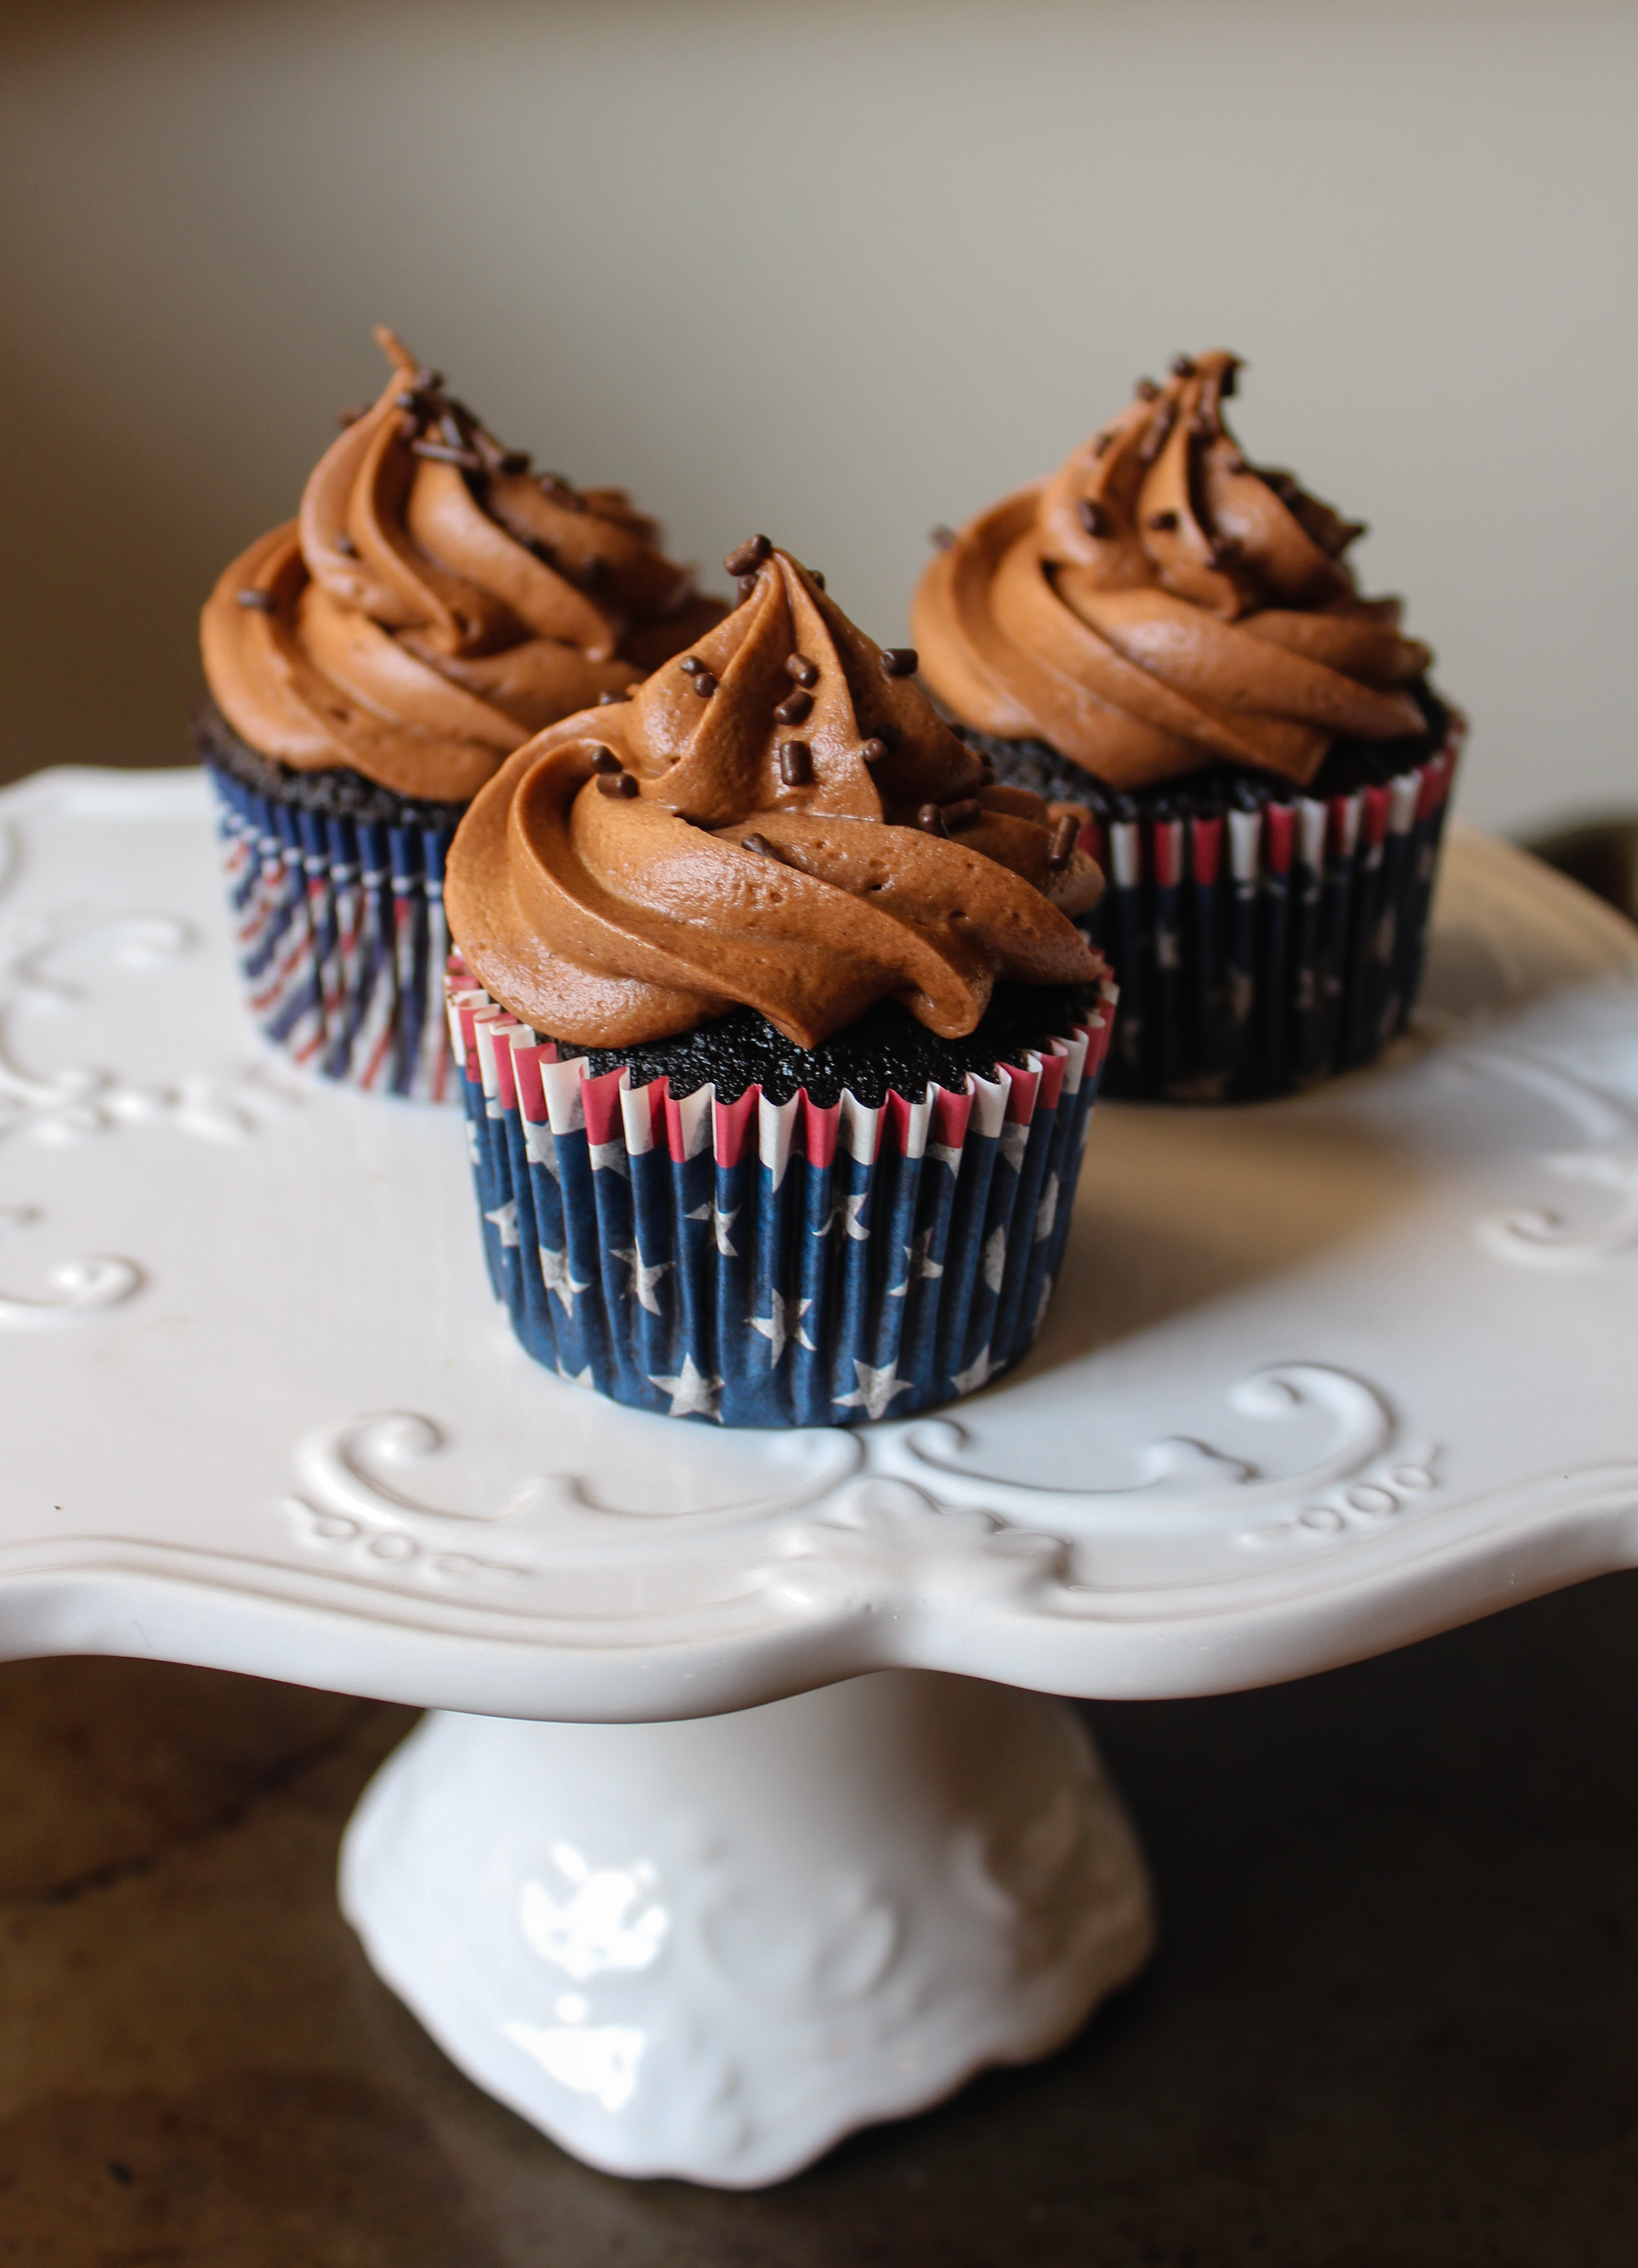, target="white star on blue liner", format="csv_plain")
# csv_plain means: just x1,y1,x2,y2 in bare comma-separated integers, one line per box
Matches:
612,1245,673,1314
888,1227,945,1298
538,1245,591,1314
587,1133,630,1178
982,1225,1008,1292
648,1354,723,1420
813,1192,870,1241
833,1358,912,1421
749,1289,816,1367
485,1199,520,1247
950,1344,1001,1396
998,1121,1030,1172
686,1198,740,1257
